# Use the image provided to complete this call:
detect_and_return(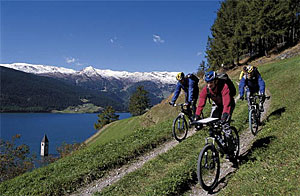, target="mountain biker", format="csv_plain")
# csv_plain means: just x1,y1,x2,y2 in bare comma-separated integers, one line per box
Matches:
195,71,236,160
239,65,266,112
169,72,199,117
194,71,235,124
